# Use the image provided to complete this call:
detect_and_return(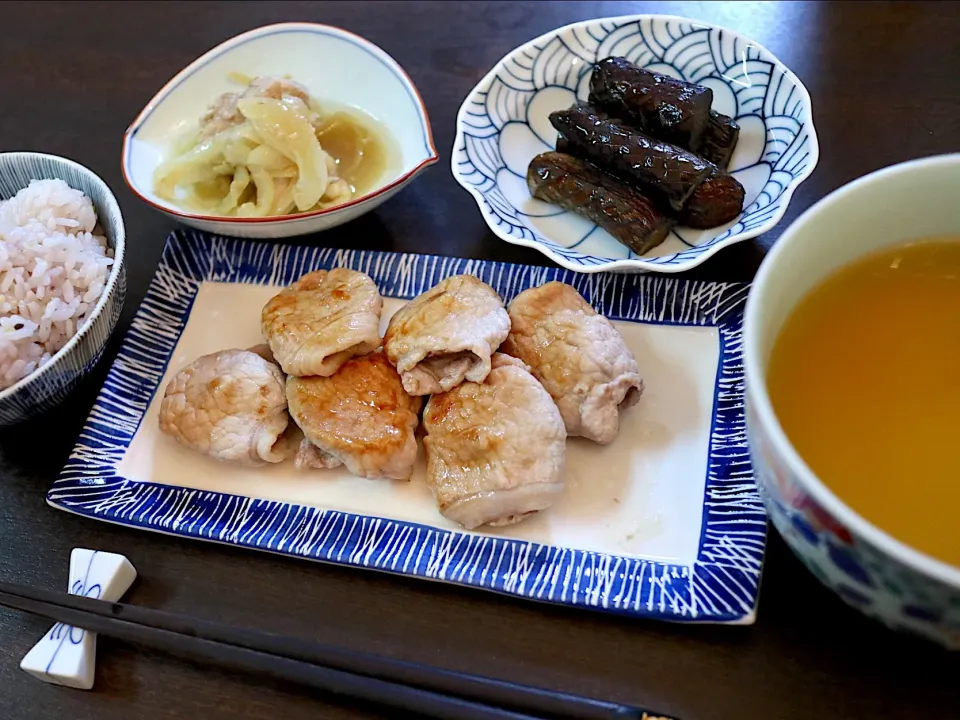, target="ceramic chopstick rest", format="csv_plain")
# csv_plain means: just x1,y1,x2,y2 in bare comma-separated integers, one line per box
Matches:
20,549,137,690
